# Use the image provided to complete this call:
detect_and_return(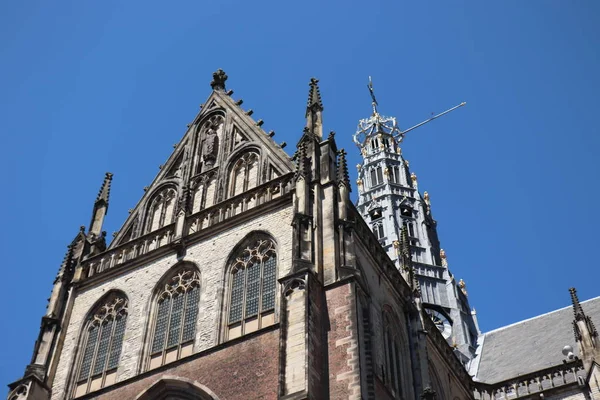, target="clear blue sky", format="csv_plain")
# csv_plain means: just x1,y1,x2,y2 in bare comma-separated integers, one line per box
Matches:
1,0,599,387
